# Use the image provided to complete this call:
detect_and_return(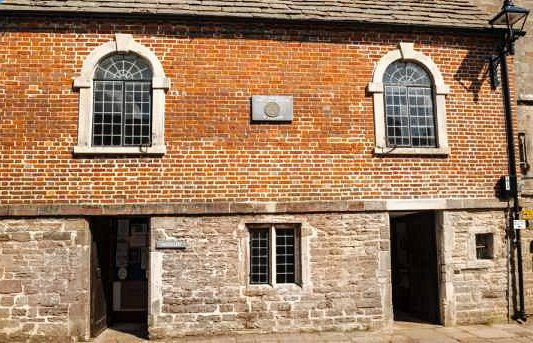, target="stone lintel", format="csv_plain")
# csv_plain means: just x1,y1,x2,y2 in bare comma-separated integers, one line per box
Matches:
0,199,507,217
